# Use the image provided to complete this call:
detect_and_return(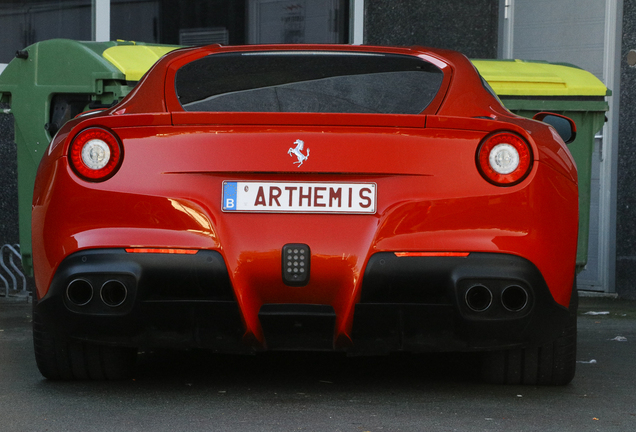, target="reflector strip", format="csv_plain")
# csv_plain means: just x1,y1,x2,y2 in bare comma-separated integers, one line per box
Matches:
125,248,198,255
394,252,470,257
